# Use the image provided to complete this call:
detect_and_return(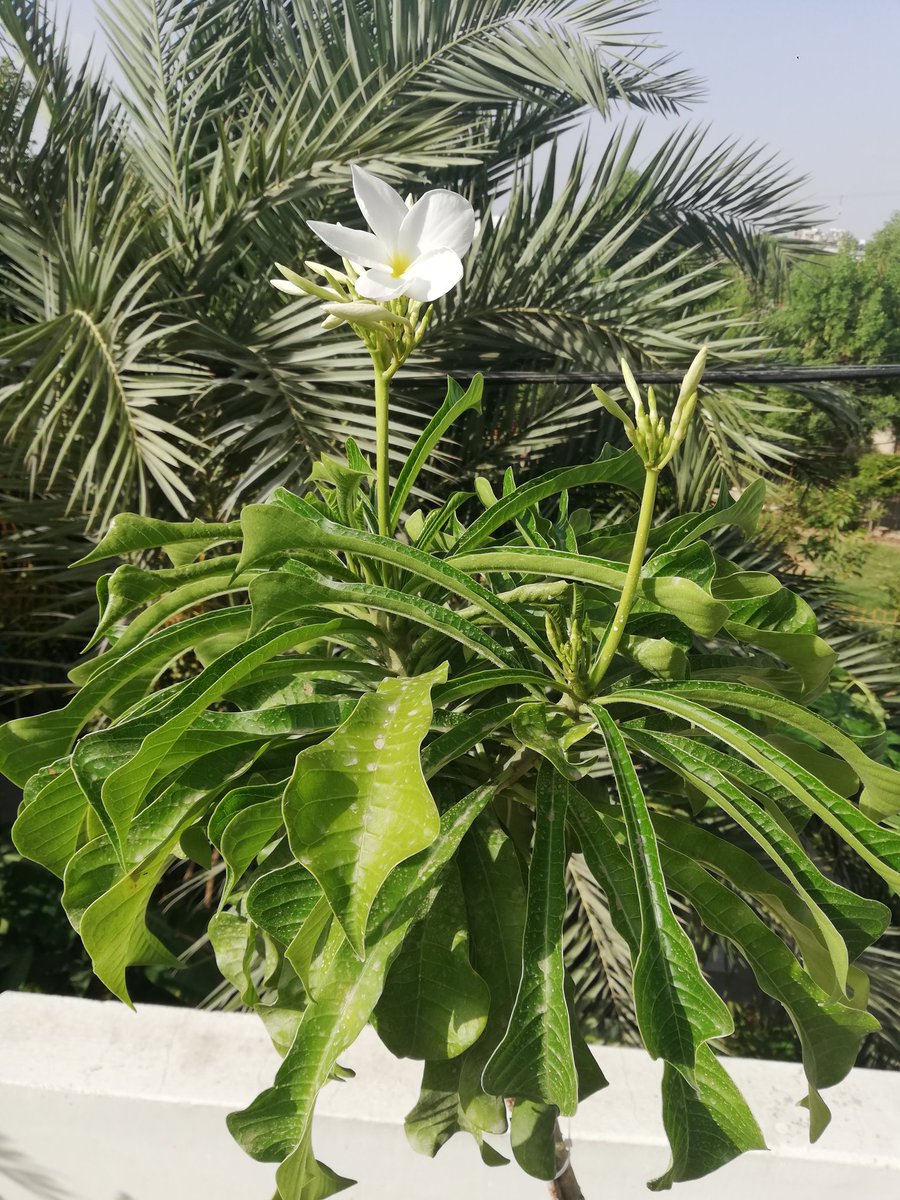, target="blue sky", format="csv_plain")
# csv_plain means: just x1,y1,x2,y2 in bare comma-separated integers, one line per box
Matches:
58,0,900,239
